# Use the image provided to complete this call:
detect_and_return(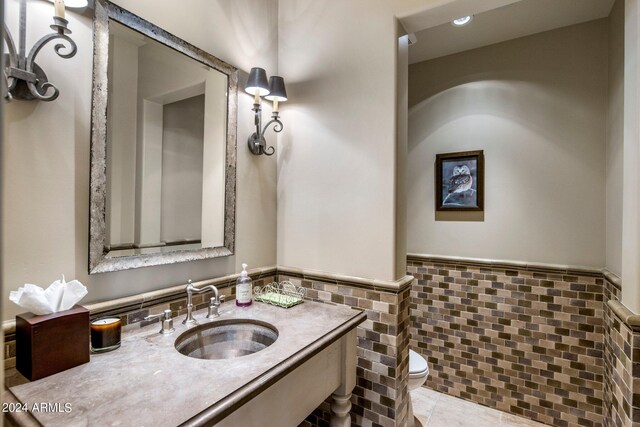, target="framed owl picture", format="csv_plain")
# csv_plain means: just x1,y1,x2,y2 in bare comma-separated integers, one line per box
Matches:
435,150,484,211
